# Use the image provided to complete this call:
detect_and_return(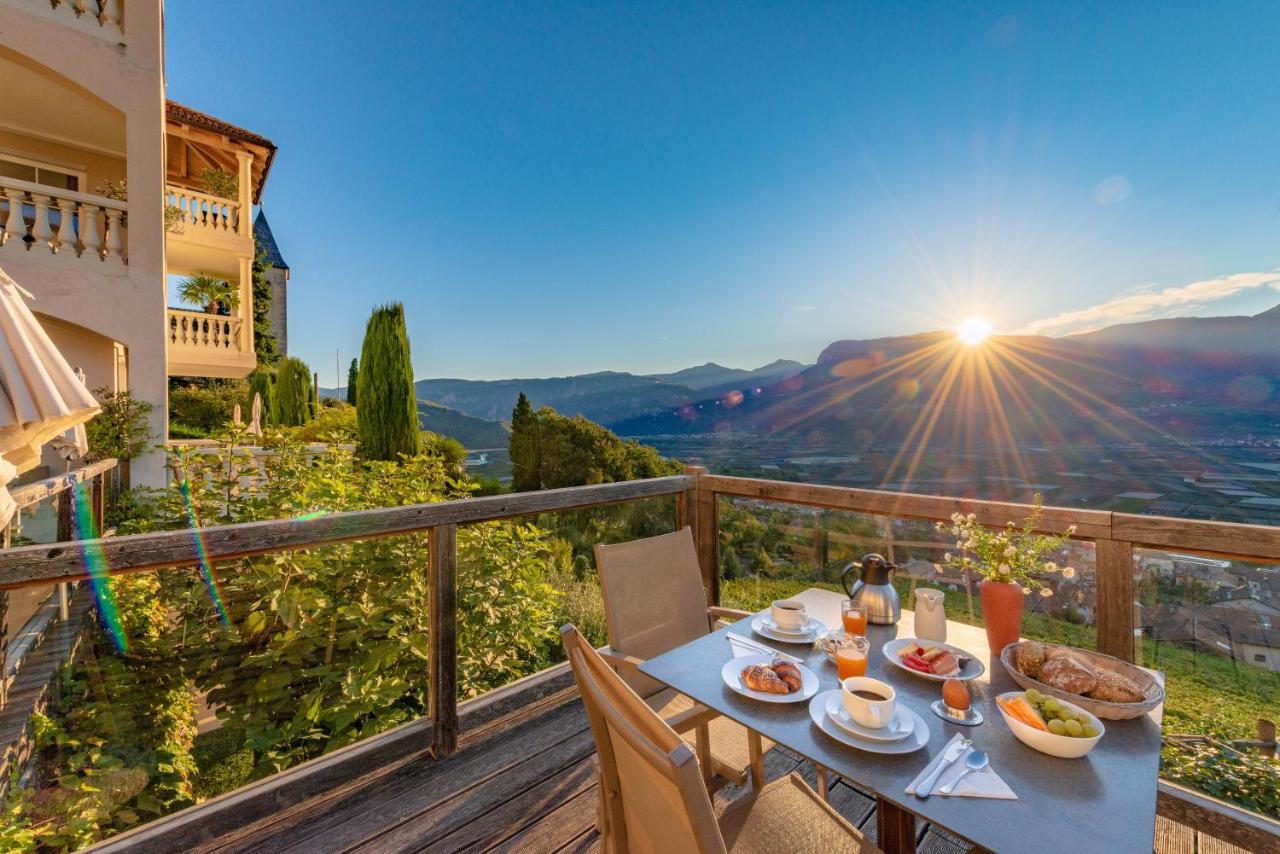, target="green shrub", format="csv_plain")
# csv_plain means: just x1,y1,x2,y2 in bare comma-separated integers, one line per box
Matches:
247,368,275,427
288,402,357,443
192,727,255,801
273,357,313,427
168,381,247,433
168,422,208,440
86,388,154,462
356,303,420,460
